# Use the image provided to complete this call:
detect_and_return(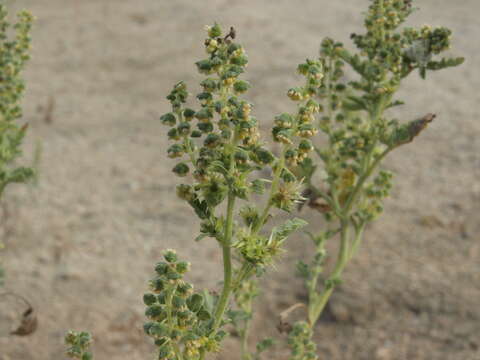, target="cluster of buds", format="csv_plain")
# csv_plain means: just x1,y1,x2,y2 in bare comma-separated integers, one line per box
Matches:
143,250,224,360
357,169,393,221
272,59,325,181
234,218,307,266
287,322,318,360
160,23,308,253
159,23,275,204
65,331,93,360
